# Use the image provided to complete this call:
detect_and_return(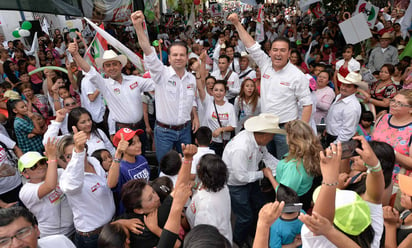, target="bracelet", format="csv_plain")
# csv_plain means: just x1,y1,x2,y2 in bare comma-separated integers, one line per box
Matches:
47,159,57,164
365,161,382,173
53,99,60,102
113,158,121,163
183,159,193,164
321,181,339,186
